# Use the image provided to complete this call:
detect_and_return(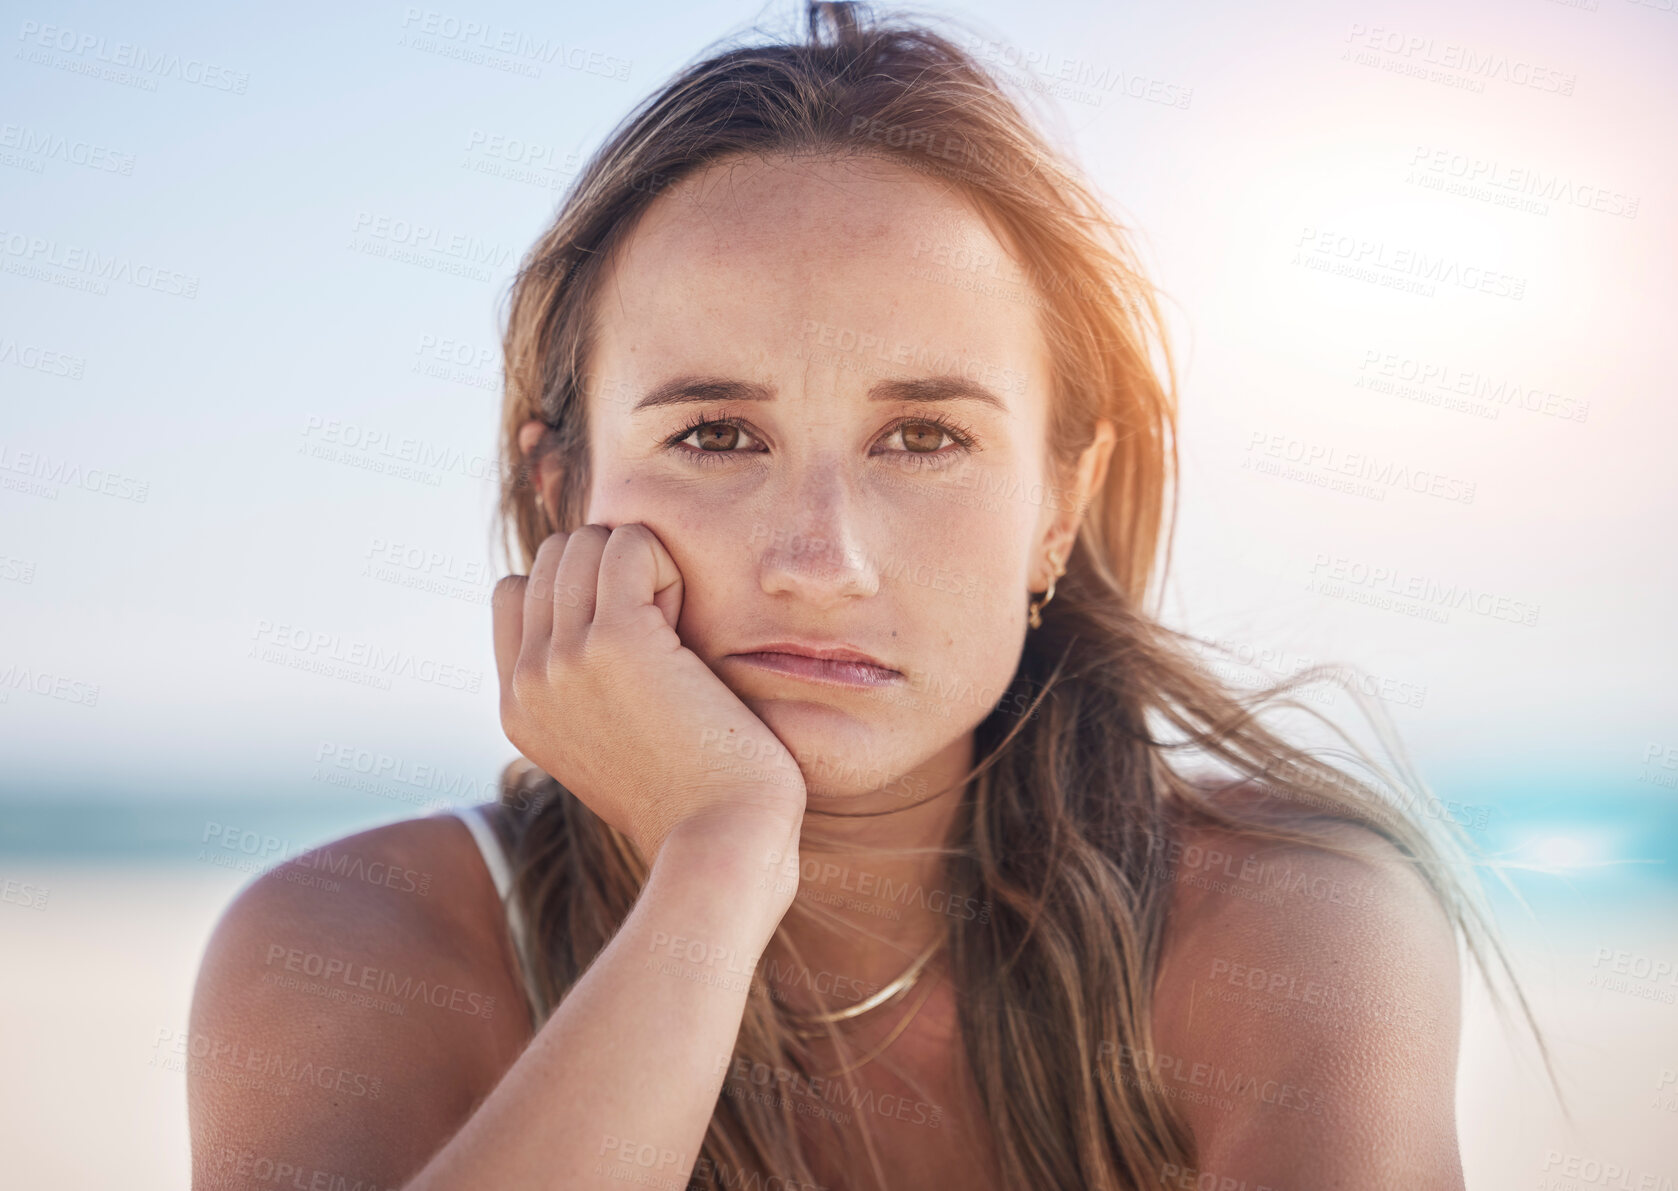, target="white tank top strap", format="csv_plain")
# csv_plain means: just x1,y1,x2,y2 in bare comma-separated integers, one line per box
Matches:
438,802,542,1025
